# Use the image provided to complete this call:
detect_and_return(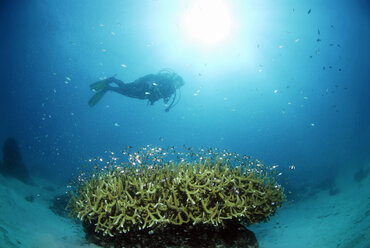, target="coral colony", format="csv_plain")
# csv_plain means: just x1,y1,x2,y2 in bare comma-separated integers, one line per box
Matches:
67,146,285,245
